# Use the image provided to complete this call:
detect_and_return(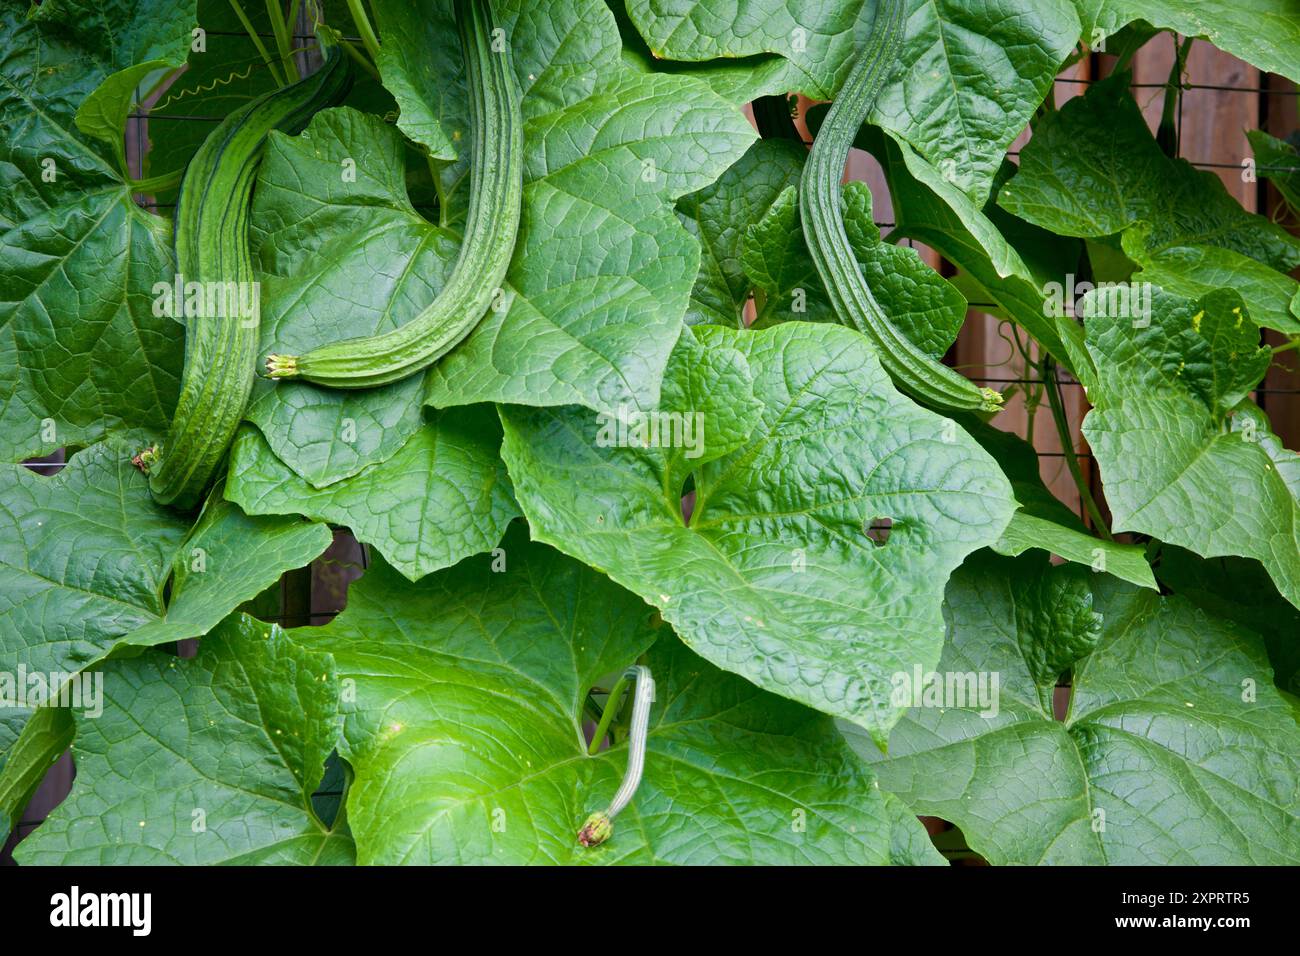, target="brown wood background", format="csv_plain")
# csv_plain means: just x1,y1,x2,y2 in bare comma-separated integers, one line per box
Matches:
4,37,1298,865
